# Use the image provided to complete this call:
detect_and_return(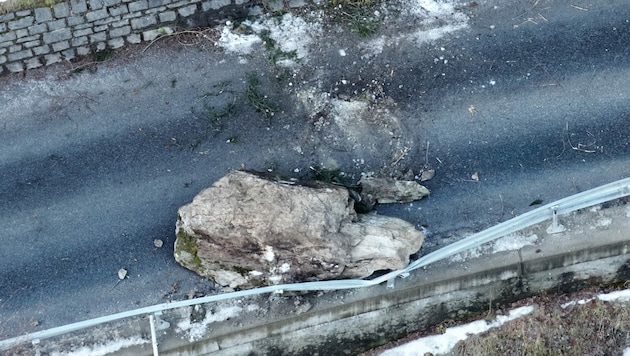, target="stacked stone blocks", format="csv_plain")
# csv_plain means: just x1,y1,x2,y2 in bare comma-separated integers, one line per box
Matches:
1,0,298,74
